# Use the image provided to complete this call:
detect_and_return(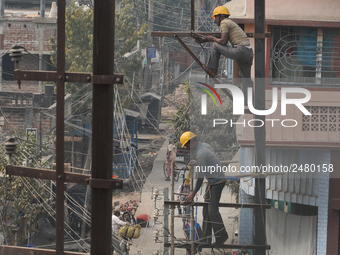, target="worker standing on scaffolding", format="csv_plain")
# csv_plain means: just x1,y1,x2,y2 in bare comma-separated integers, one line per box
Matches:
195,6,253,103
180,131,228,246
